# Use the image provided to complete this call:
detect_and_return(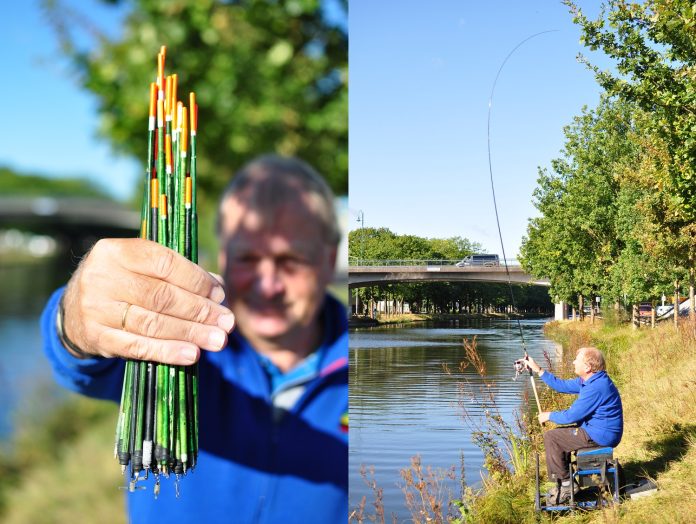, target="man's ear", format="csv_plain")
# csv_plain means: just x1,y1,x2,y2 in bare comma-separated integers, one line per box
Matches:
327,245,337,271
